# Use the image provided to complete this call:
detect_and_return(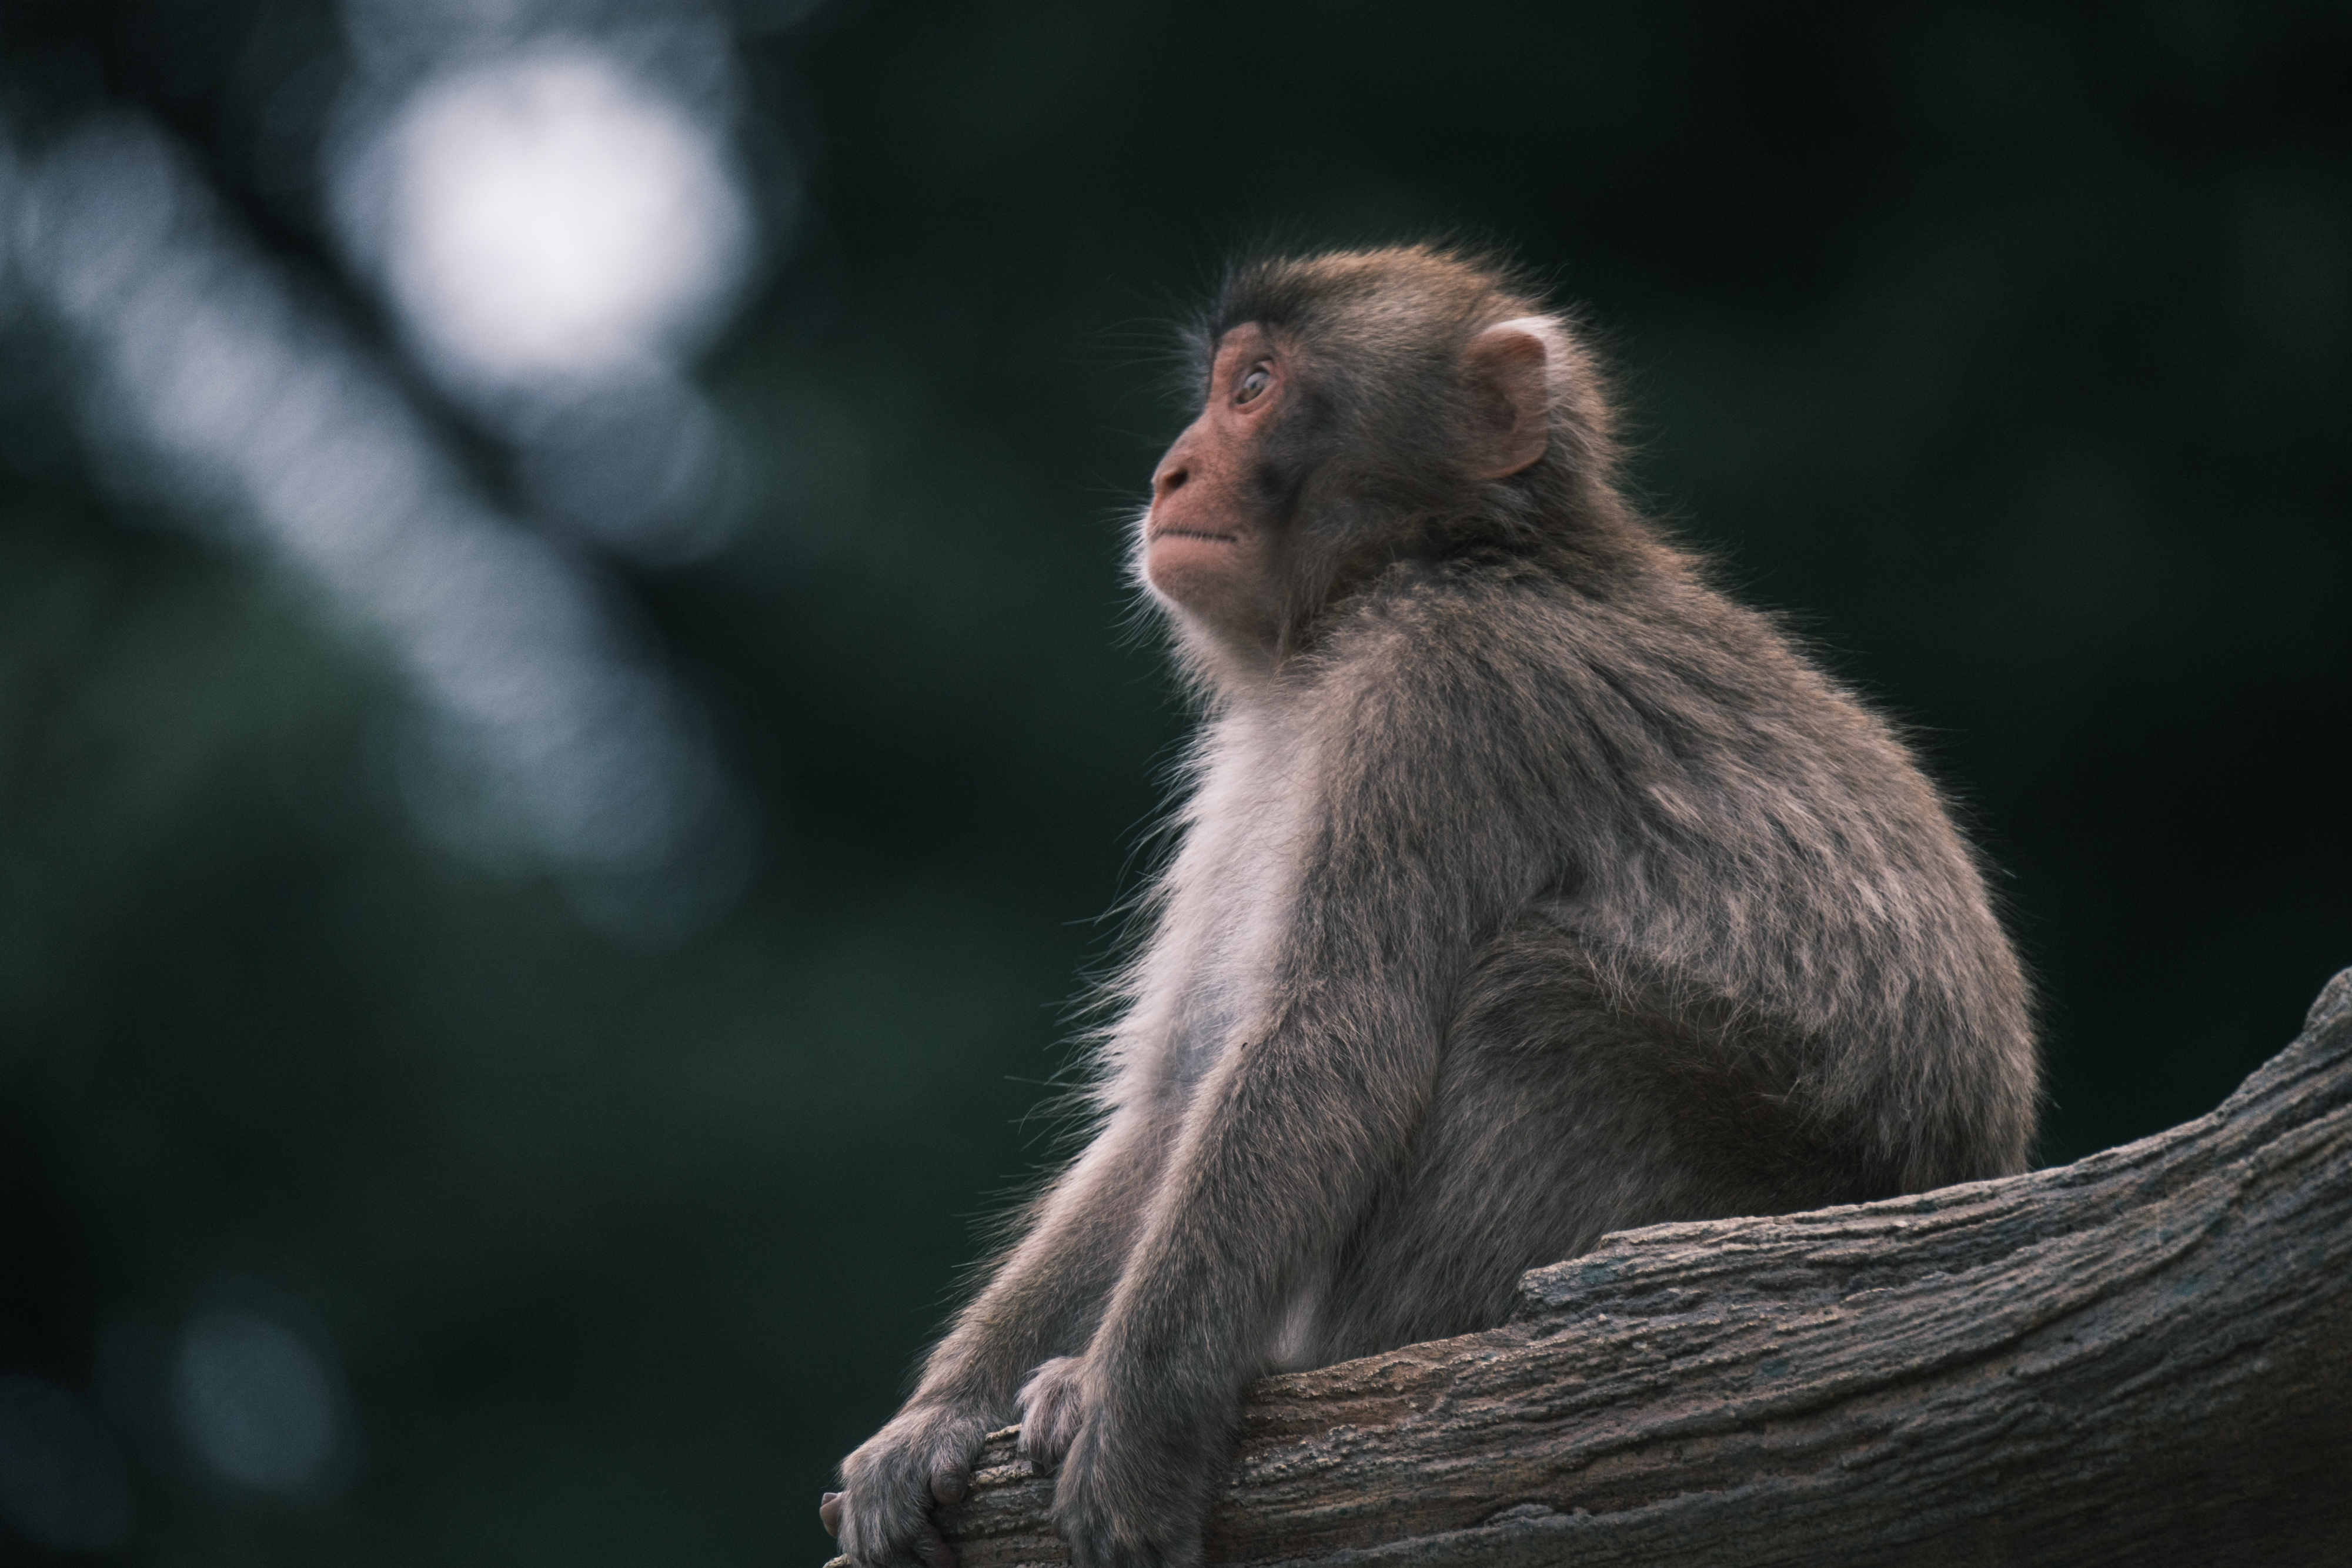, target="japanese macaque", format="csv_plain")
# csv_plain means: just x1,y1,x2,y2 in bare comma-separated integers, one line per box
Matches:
823,246,2036,1568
